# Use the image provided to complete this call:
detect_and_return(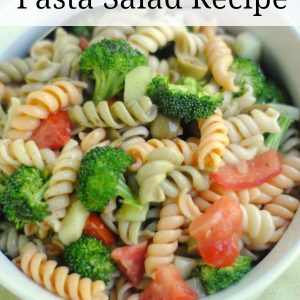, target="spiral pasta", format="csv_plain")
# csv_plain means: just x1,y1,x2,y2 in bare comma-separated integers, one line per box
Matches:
0,57,34,85
101,199,119,234
279,127,300,157
205,35,238,92
175,30,207,57
16,242,107,300
148,55,170,75
0,138,56,175
43,139,83,232
91,26,135,45
177,190,201,222
0,83,21,105
264,194,299,243
196,109,229,171
53,28,82,79
221,84,256,119
118,220,142,246
79,128,110,154
110,276,139,300
145,198,185,277
21,57,60,95
0,222,29,258
8,80,86,140
137,148,184,204
225,107,280,143
128,26,178,55
69,96,157,130
126,138,198,172
222,134,265,166
162,166,210,199
119,126,150,149
30,40,54,60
